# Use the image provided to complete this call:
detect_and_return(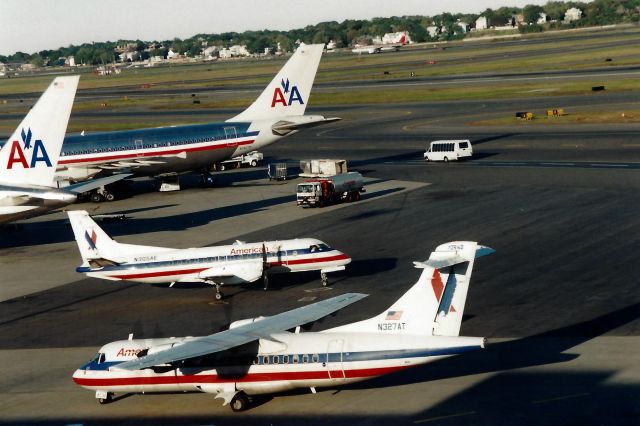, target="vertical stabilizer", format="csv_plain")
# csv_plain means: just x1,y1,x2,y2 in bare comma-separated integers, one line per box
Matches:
67,210,120,264
325,242,493,336
0,76,79,186
227,44,324,122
